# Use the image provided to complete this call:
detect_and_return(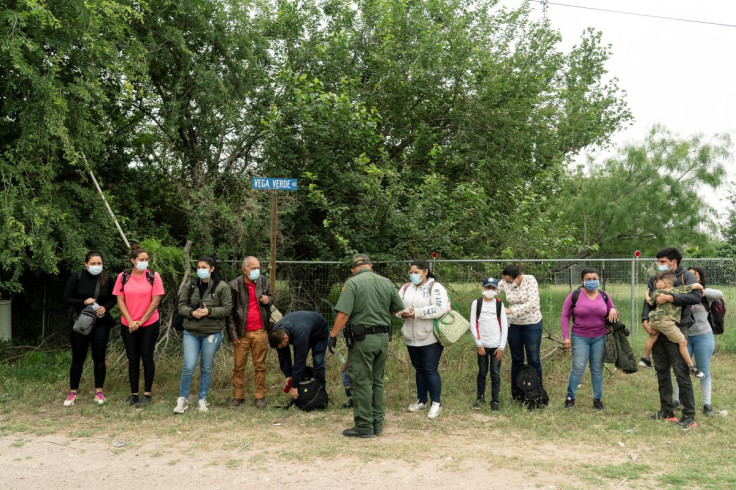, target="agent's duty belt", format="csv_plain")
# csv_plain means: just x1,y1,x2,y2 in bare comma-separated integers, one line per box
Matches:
351,325,390,335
